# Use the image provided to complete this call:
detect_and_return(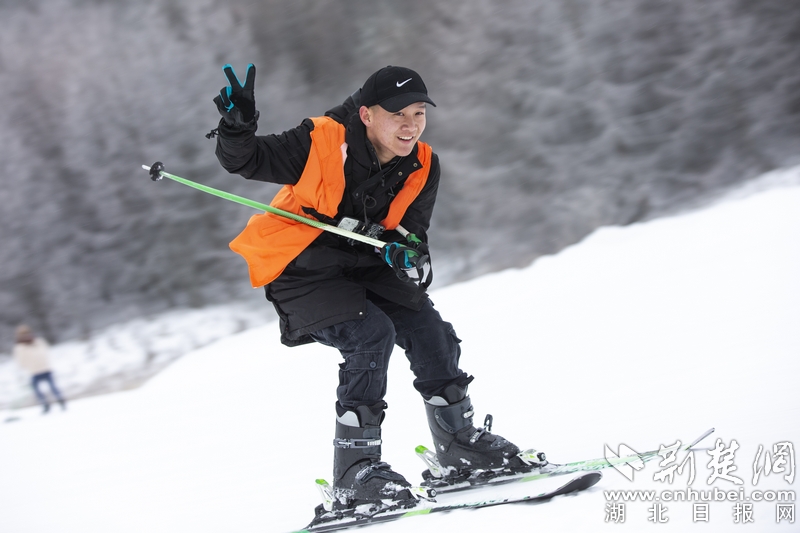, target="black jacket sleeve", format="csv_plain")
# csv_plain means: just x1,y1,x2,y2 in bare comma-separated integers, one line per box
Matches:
214,118,315,185
214,90,360,185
